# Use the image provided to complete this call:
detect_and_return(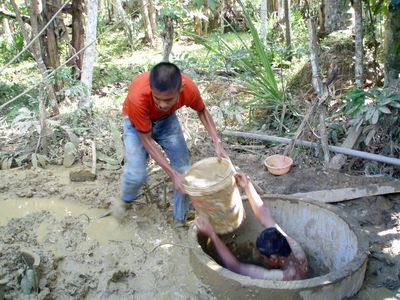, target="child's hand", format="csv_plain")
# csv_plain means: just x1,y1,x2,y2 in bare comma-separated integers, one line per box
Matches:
234,172,249,189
